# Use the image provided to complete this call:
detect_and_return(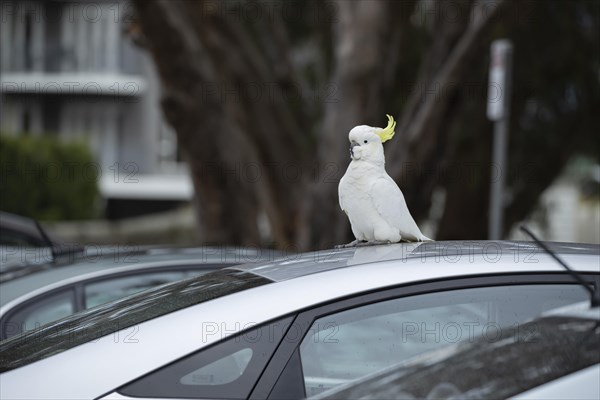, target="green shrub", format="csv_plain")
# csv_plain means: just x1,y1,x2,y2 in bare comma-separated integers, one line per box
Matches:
0,134,100,220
